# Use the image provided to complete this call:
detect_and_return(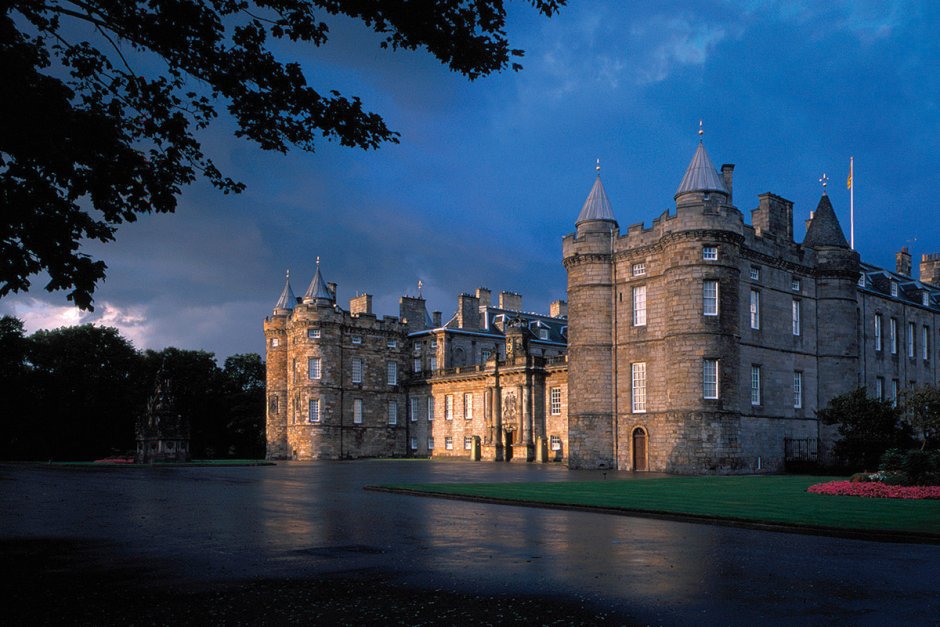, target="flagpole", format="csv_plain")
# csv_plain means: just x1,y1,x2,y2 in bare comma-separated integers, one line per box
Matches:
849,156,854,250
